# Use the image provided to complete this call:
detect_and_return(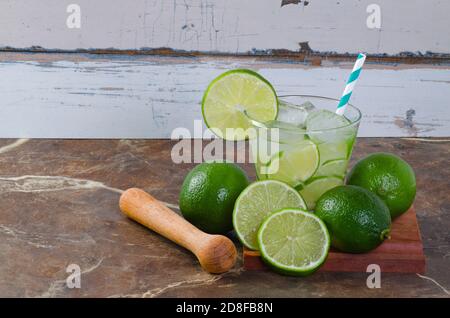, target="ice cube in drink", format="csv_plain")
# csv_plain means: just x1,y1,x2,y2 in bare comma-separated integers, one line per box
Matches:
252,96,360,210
